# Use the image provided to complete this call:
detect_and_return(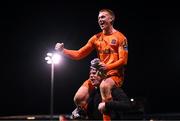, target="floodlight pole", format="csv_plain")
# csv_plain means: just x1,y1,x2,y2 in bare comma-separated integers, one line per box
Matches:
50,62,54,121
45,52,61,121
